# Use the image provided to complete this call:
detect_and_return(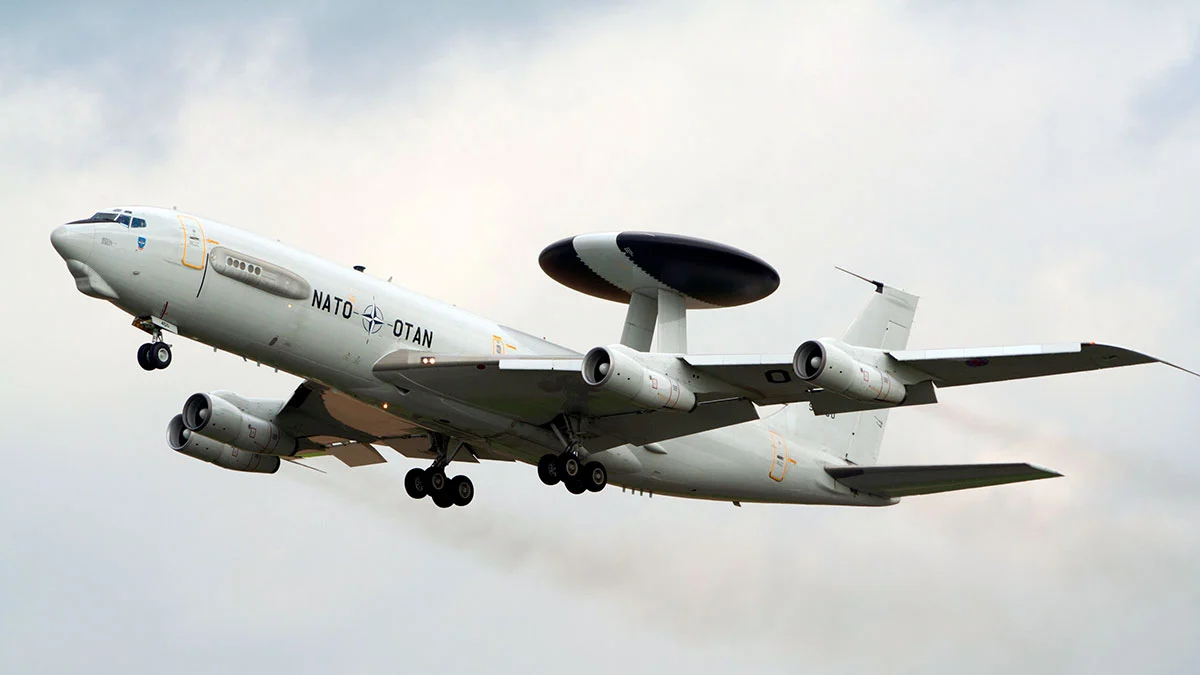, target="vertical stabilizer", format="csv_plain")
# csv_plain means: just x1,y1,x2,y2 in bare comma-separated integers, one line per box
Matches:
785,278,919,466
